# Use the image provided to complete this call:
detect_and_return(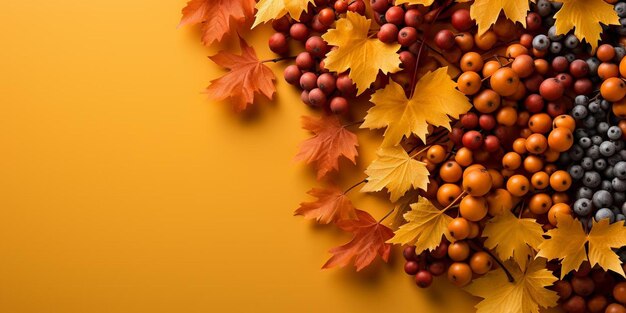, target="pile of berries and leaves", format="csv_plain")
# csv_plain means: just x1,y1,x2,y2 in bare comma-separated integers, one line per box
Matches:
181,0,626,312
